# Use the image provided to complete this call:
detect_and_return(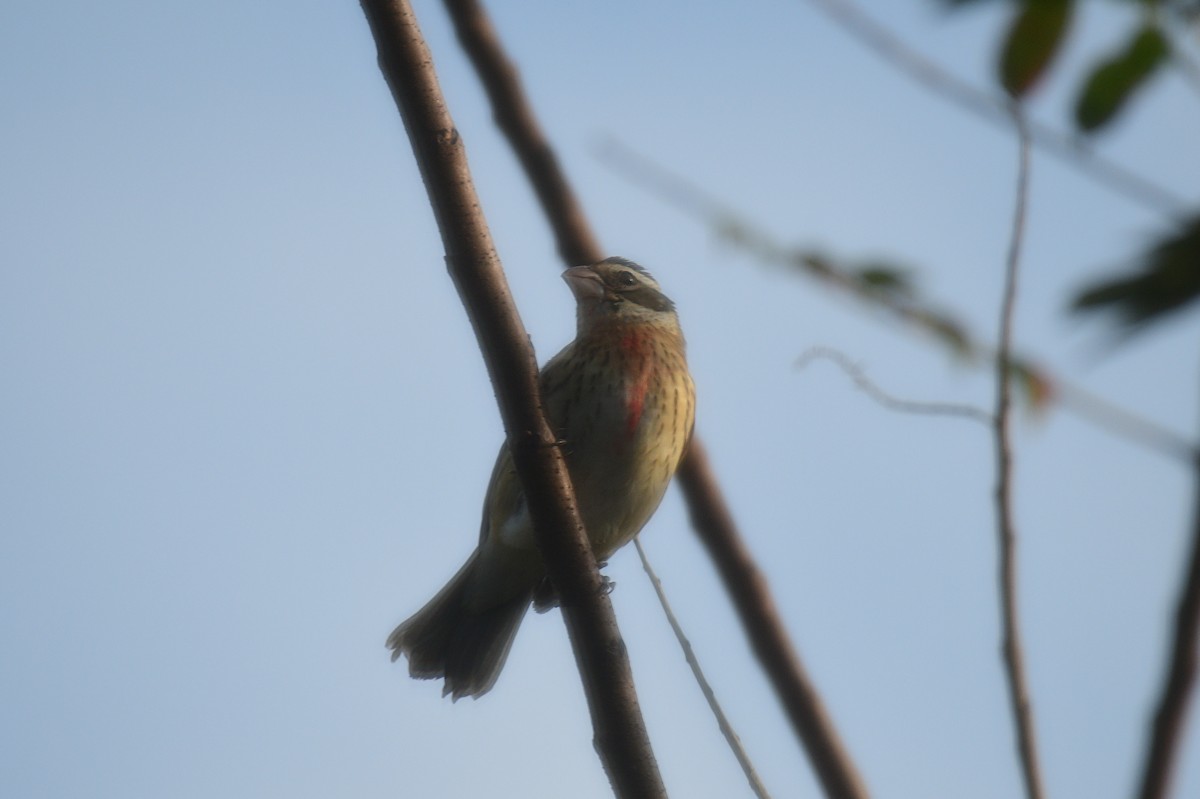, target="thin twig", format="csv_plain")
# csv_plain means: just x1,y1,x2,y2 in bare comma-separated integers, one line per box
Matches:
1170,48,1200,99
994,106,1046,799
634,538,774,799
677,440,871,799
1163,15,1200,99
796,346,992,426
1135,448,1200,799
1055,381,1200,465
599,139,1199,469
358,2,666,795
799,0,1190,217
438,1,871,796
